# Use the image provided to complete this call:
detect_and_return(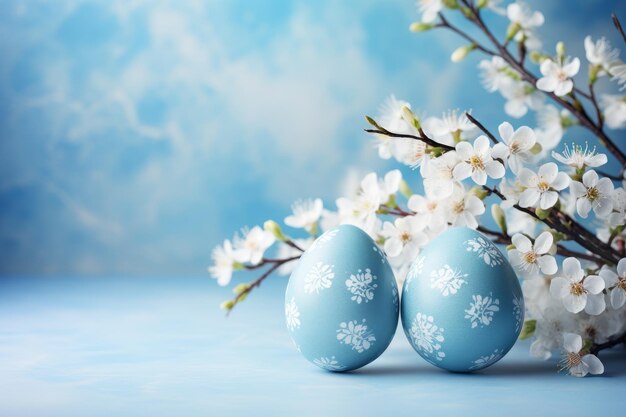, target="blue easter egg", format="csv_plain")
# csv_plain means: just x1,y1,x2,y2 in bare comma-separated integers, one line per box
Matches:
401,227,523,372
285,224,399,372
